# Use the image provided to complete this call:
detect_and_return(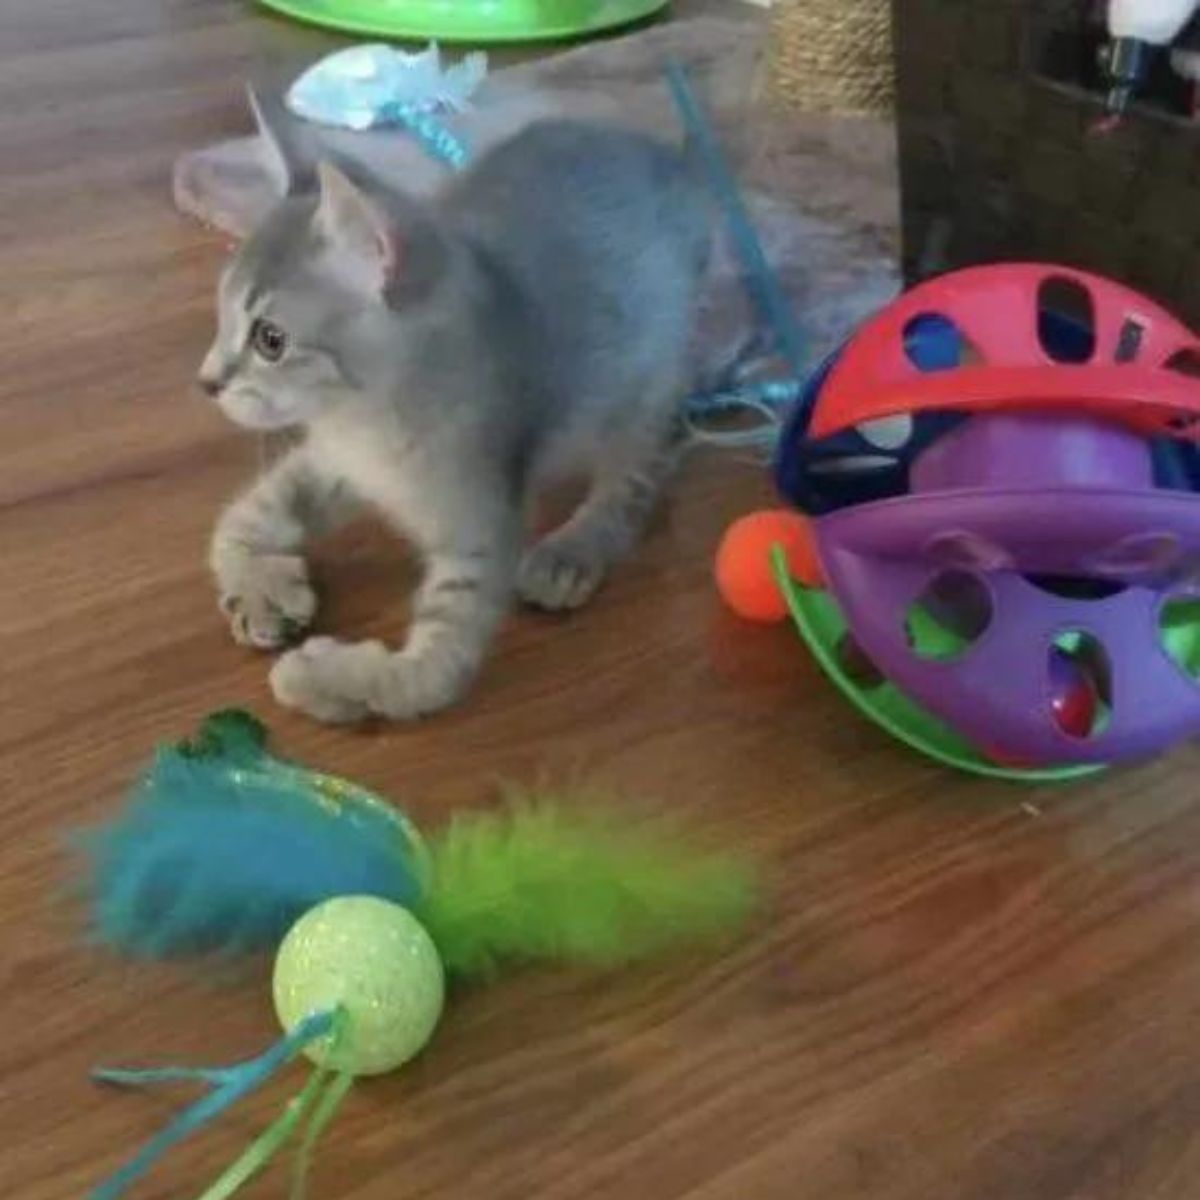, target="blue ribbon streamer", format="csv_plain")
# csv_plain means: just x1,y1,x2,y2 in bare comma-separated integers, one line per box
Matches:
377,101,468,169
665,61,807,379
667,60,810,448
90,1010,337,1200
